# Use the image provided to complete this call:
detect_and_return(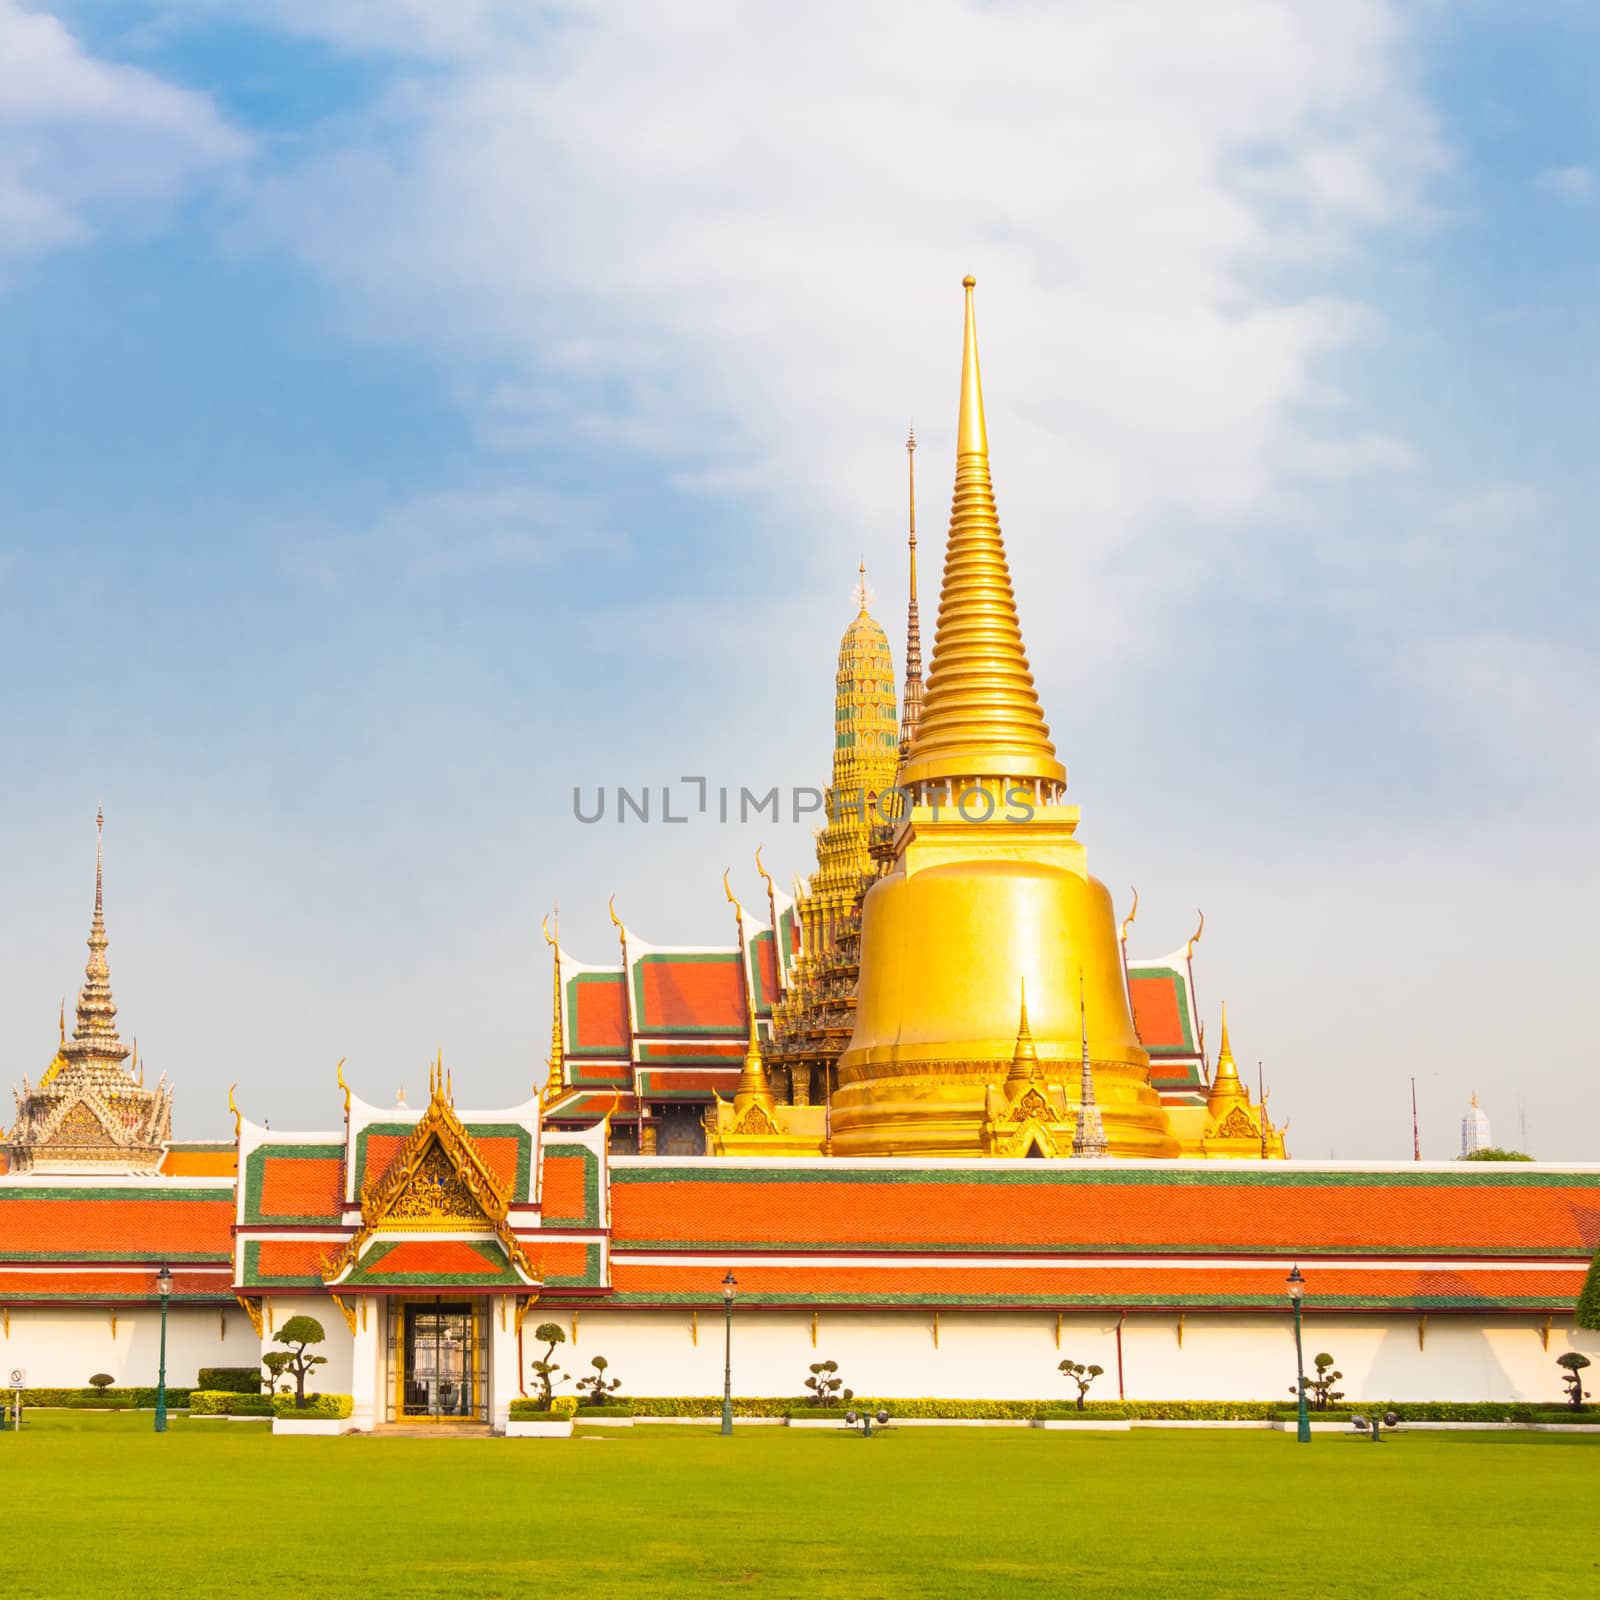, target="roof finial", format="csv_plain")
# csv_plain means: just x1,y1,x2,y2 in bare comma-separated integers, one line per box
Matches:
898,277,1065,796
1120,886,1139,946
227,1082,241,1139
64,808,129,1069
1185,908,1205,960
336,1057,350,1114
59,998,65,1043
